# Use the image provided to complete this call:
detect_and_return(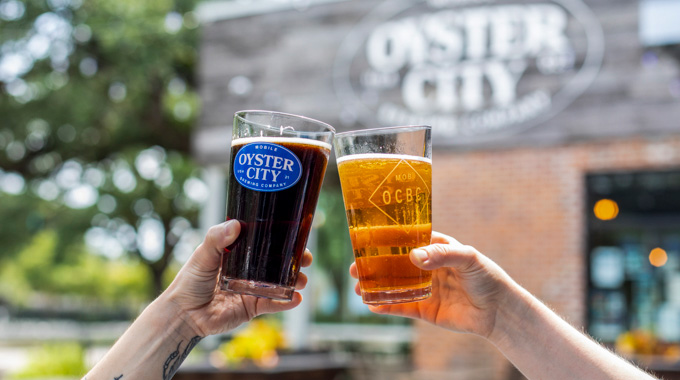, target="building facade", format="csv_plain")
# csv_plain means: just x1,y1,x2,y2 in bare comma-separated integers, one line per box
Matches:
195,0,680,378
